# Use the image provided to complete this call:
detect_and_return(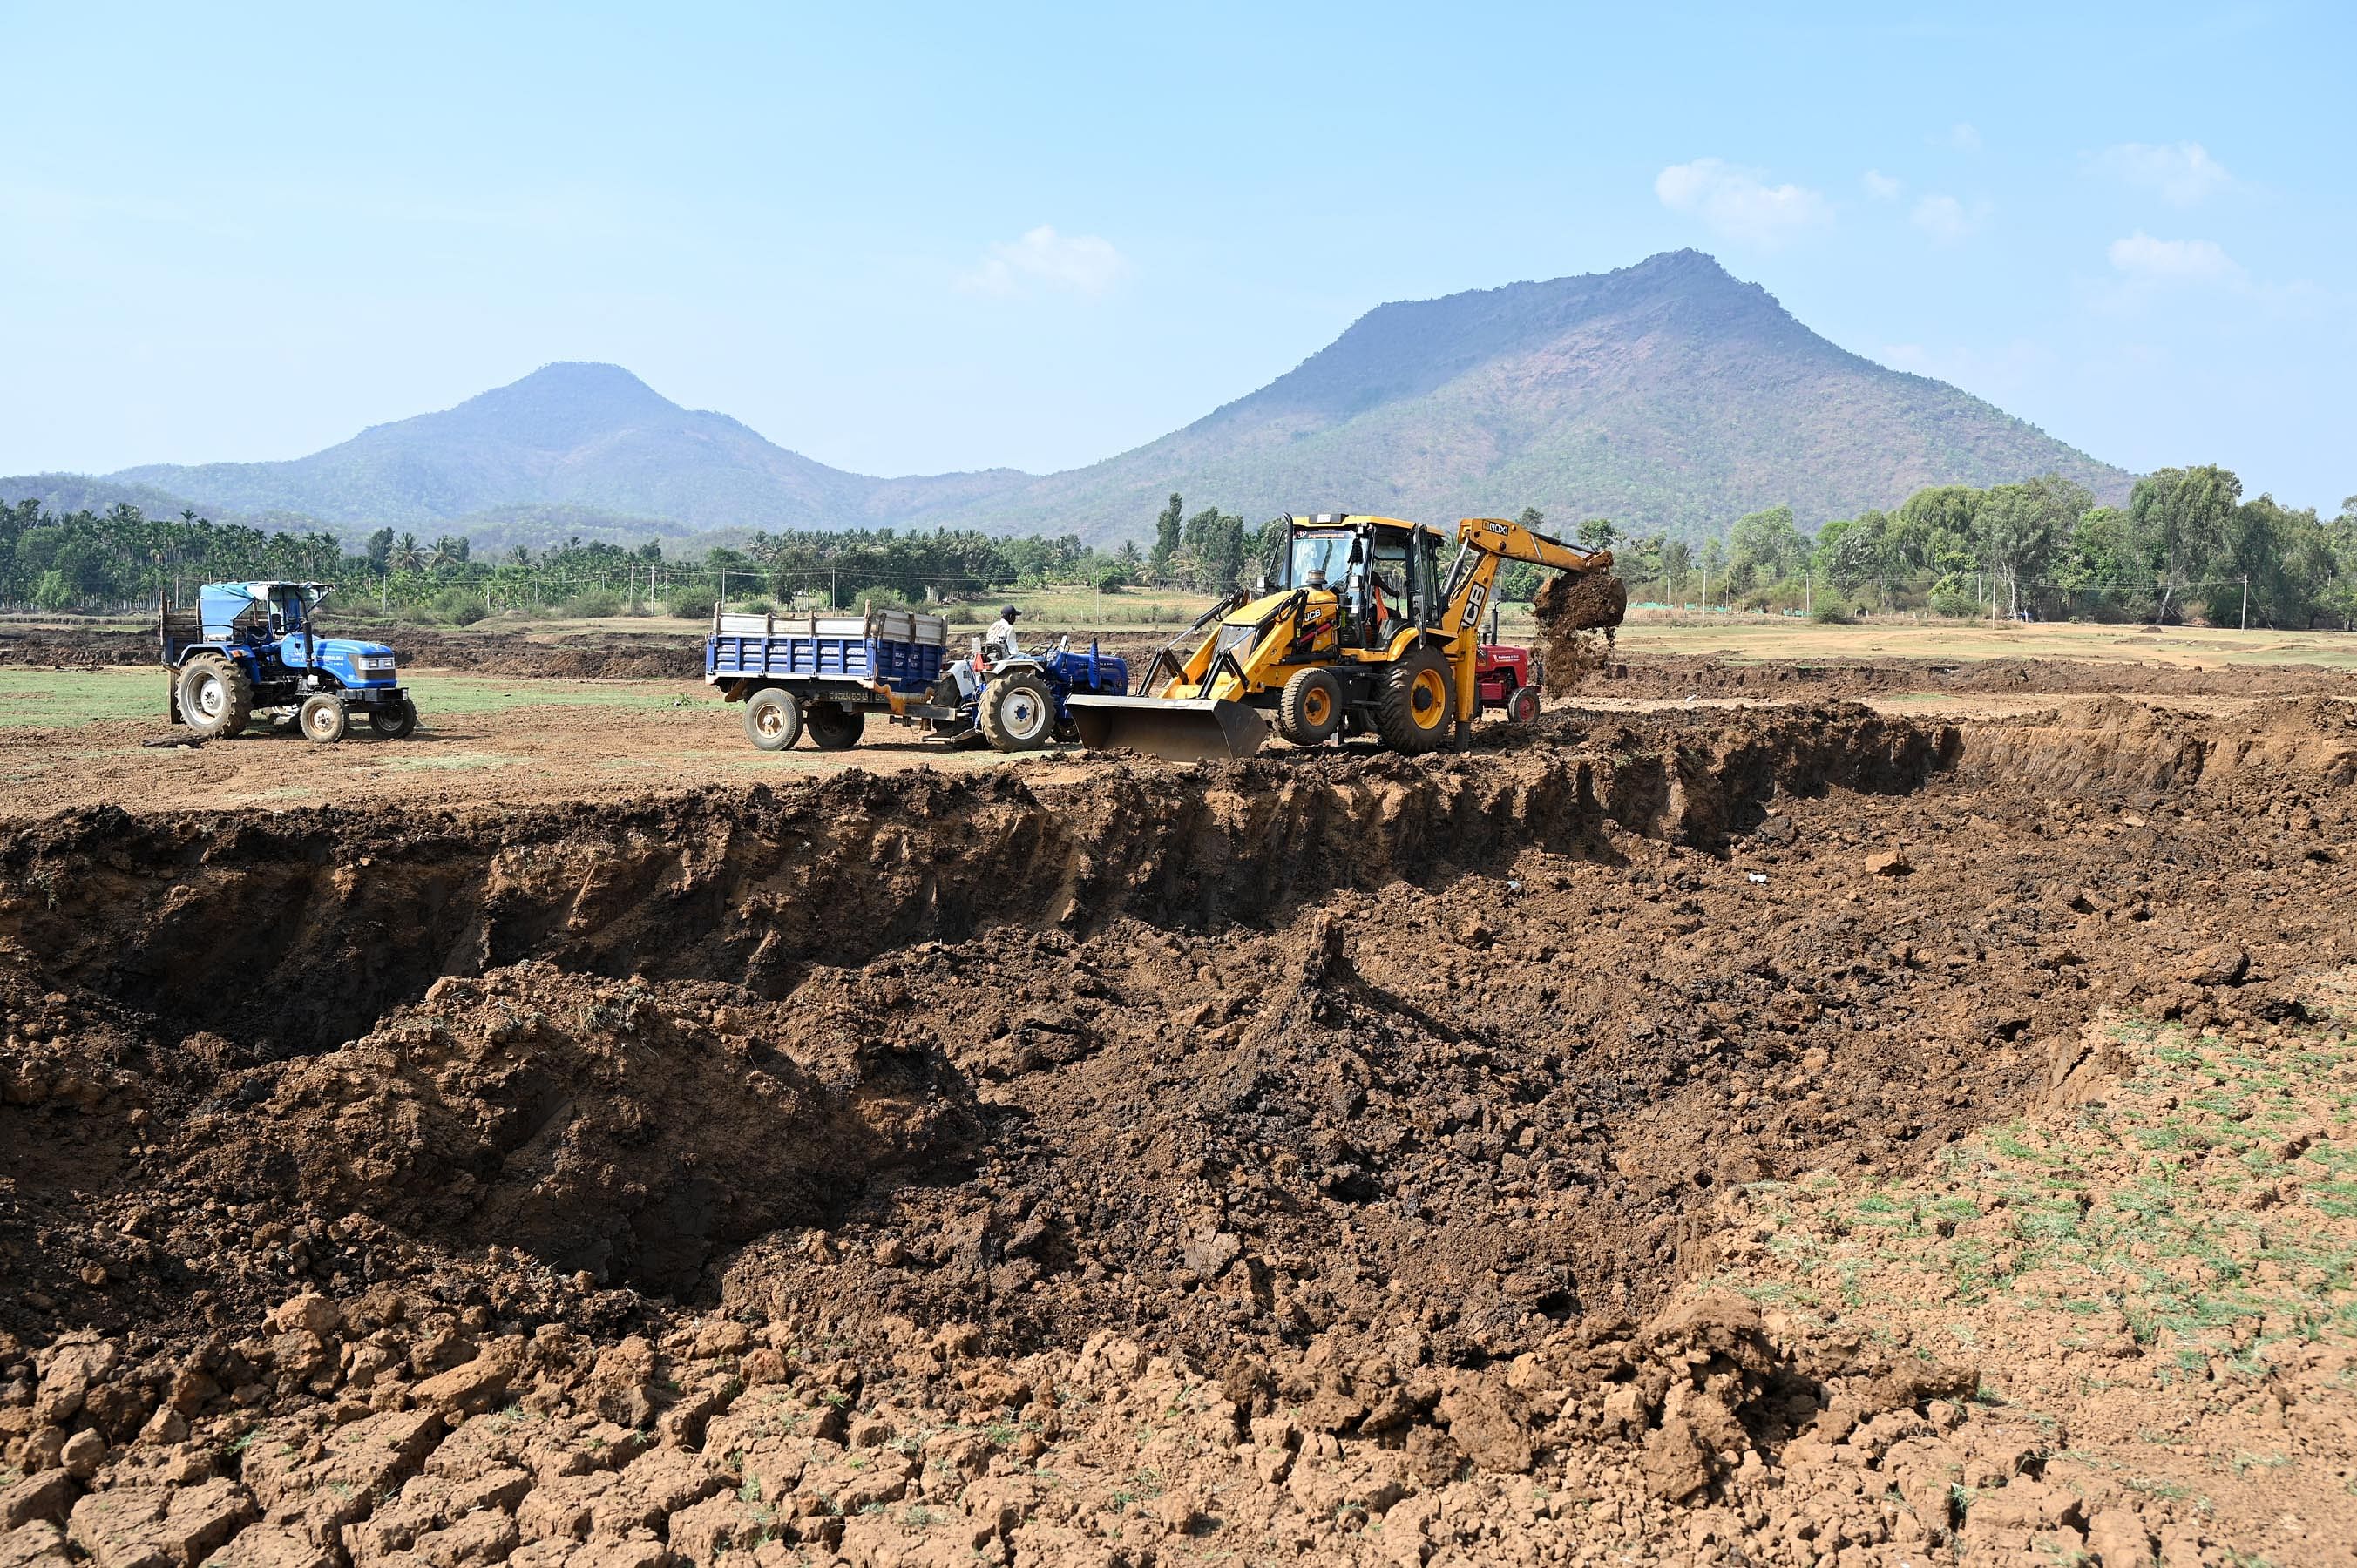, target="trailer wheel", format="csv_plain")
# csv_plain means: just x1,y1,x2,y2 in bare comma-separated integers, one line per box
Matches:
1276,667,1343,747
177,656,253,739
743,687,803,751
980,672,1055,751
805,702,867,749
299,694,349,744
1373,647,1453,754
368,699,417,740
1506,683,1541,725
